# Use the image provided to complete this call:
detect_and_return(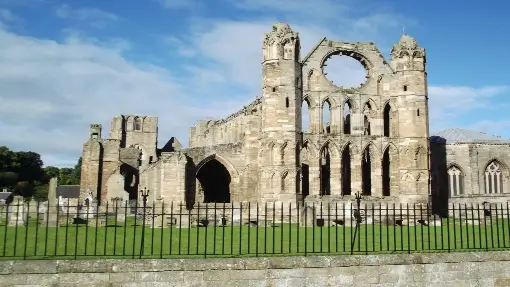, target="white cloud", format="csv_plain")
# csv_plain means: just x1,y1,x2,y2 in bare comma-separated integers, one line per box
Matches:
428,85,510,132
0,26,247,167
162,36,196,57
55,4,119,28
